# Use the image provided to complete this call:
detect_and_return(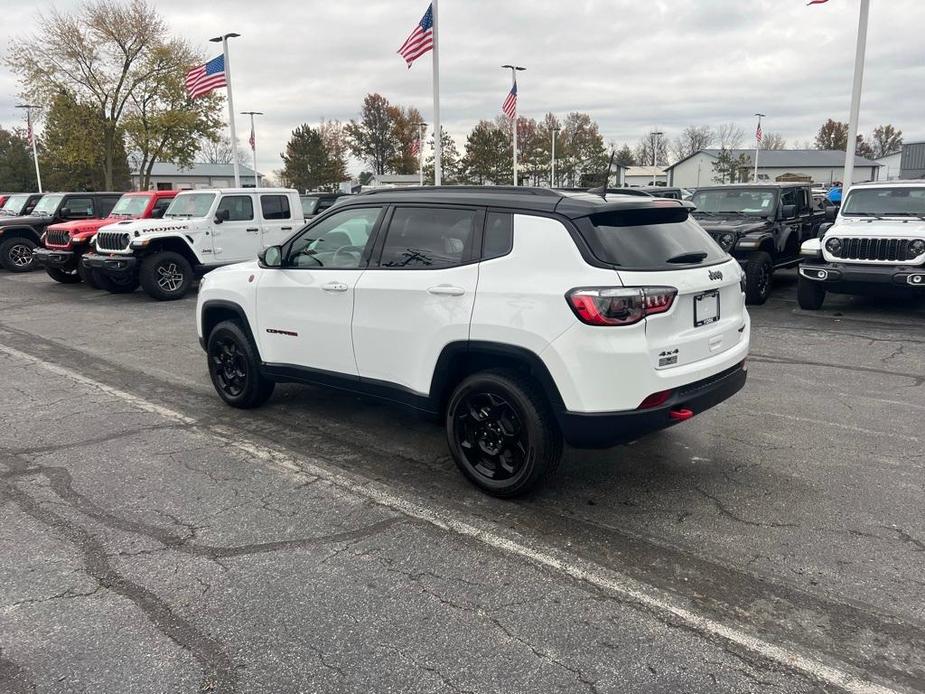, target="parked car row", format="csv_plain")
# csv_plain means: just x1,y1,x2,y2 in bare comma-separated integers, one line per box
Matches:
1,182,920,495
